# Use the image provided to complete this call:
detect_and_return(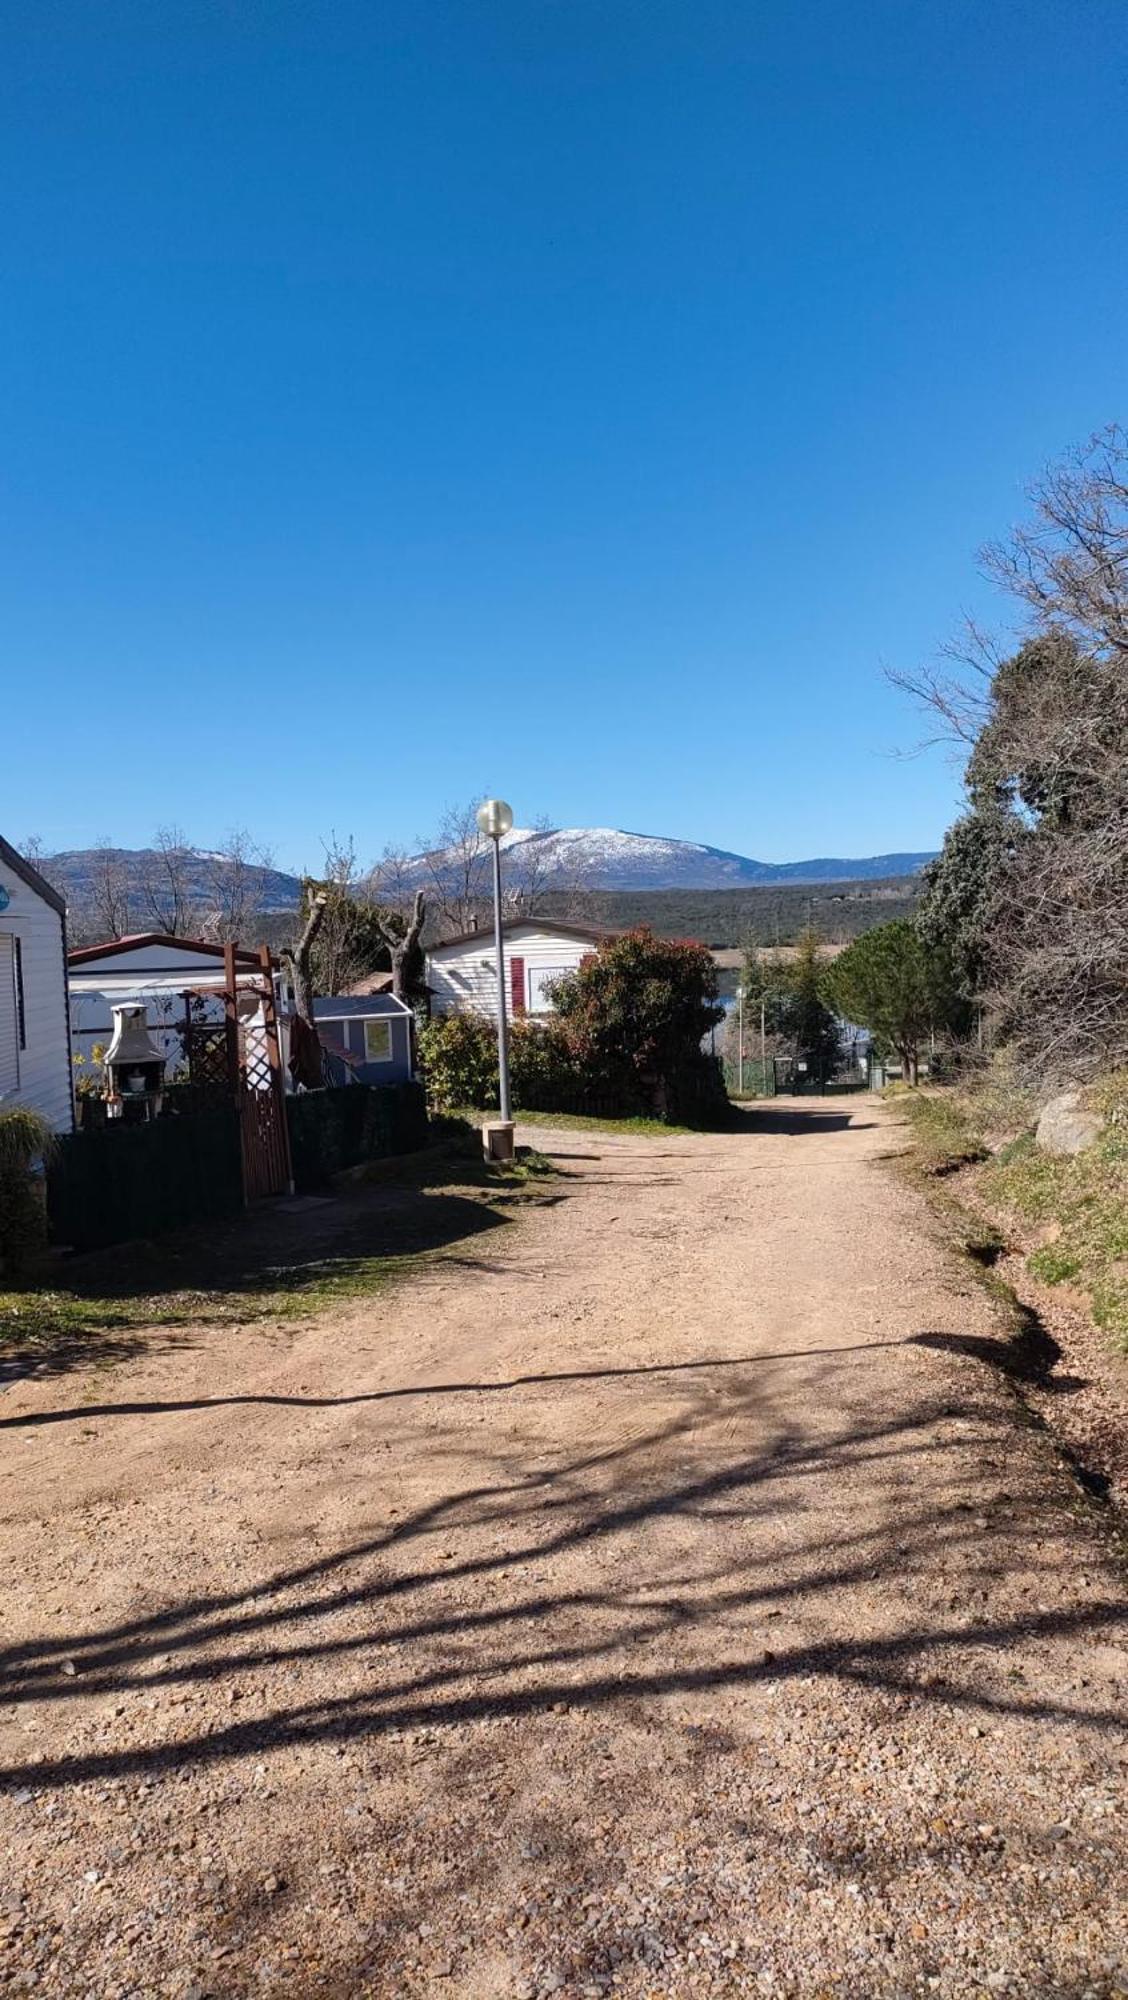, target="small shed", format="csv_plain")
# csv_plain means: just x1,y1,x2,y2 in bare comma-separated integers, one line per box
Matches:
425,919,614,1019
0,836,74,1132
311,994,415,1084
